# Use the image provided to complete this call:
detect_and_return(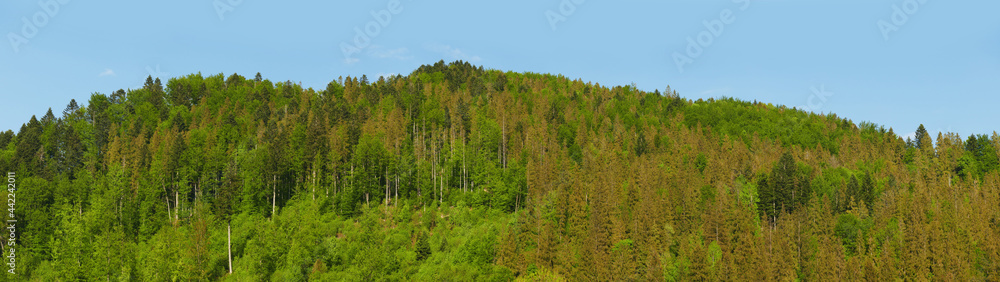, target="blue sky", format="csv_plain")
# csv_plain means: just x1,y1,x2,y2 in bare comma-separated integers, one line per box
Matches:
2,0,998,140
